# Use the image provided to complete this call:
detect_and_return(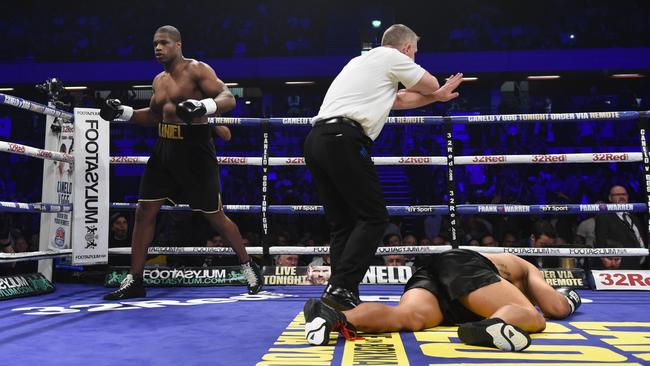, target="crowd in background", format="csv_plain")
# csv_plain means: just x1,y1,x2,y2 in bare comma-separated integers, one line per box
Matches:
1,1,648,61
